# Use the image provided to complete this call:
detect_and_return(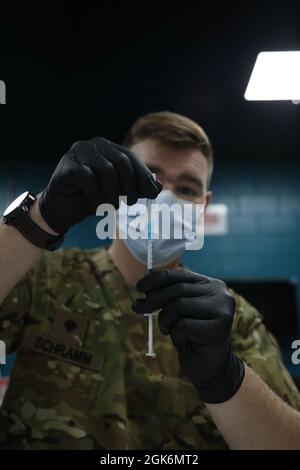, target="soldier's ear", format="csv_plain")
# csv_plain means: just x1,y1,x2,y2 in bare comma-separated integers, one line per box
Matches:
204,191,212,210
